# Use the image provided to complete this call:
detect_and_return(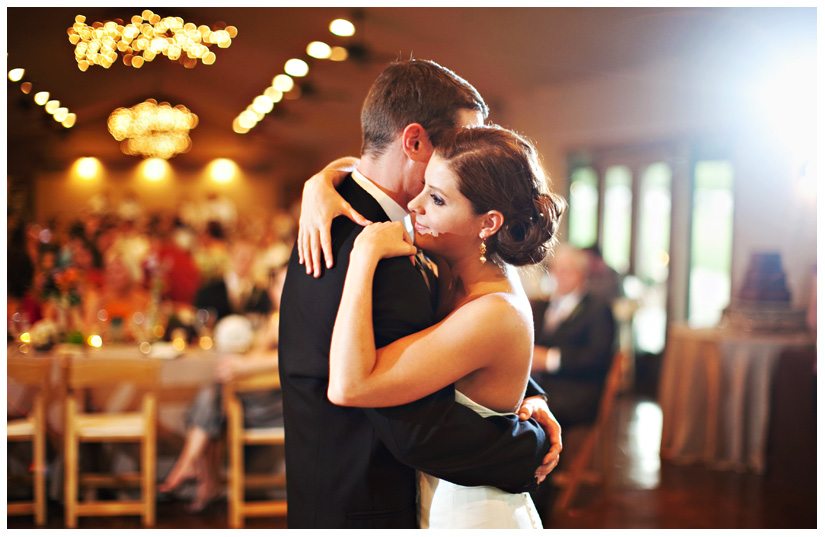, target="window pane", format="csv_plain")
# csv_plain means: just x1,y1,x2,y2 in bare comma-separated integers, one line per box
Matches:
568,167,598,248
633,162,672,354
688,160,734,327
637,162,672,284
602,165,632,274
